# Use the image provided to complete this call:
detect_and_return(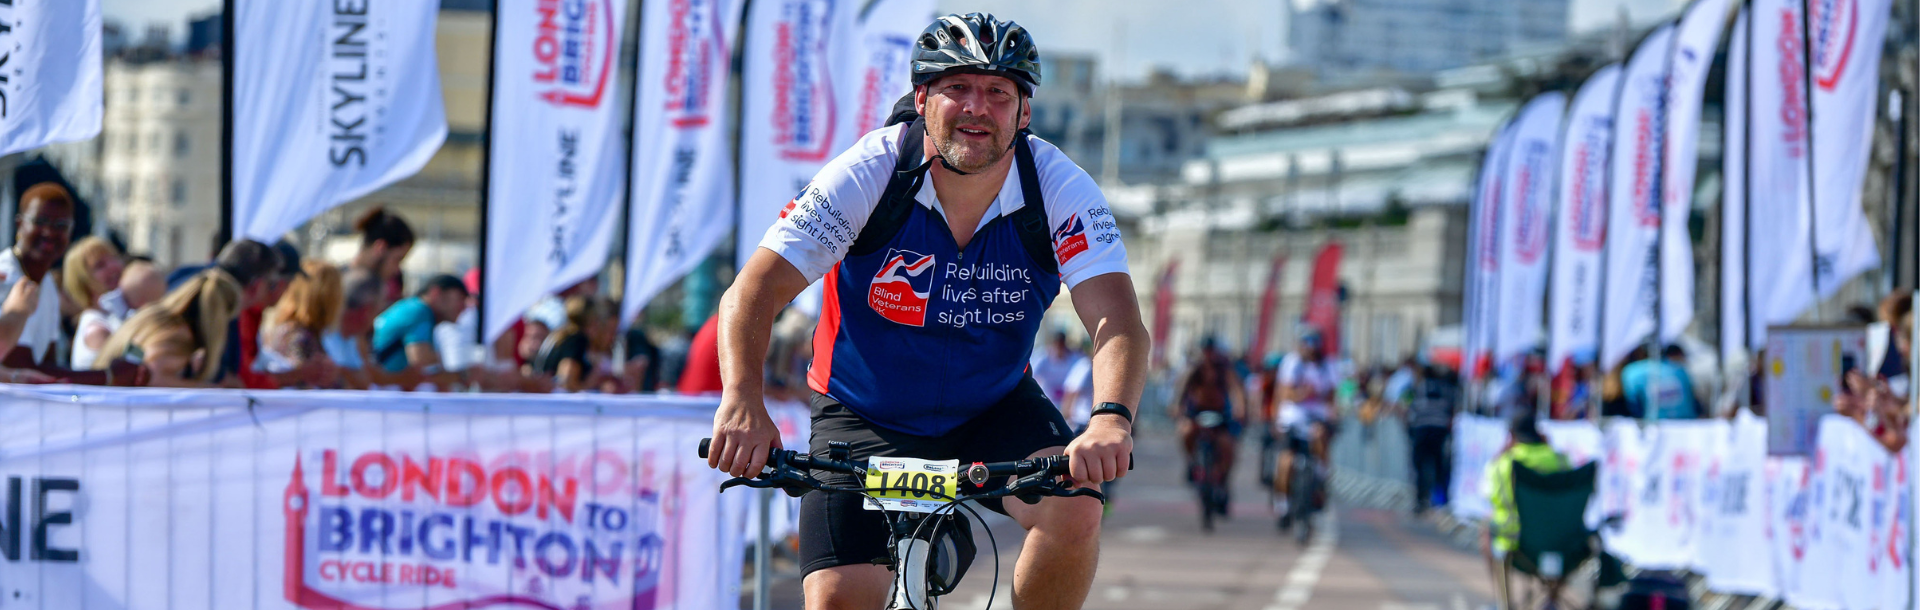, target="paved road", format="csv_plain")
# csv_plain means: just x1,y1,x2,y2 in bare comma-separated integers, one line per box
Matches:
753,427,1499,610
